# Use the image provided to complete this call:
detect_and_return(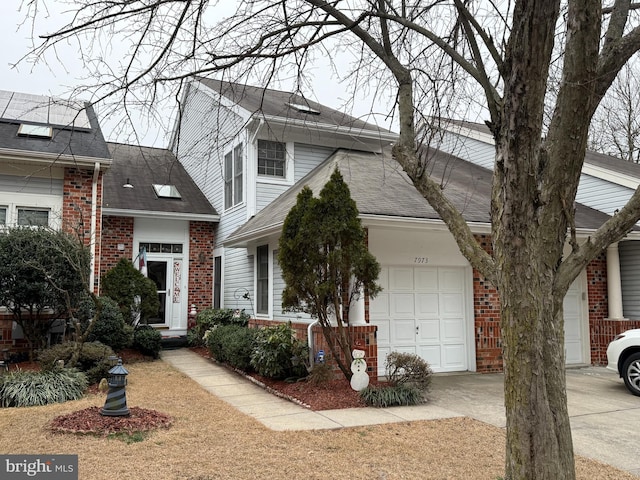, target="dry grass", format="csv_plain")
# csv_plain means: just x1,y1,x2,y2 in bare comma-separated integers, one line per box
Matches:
0,360,635,480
